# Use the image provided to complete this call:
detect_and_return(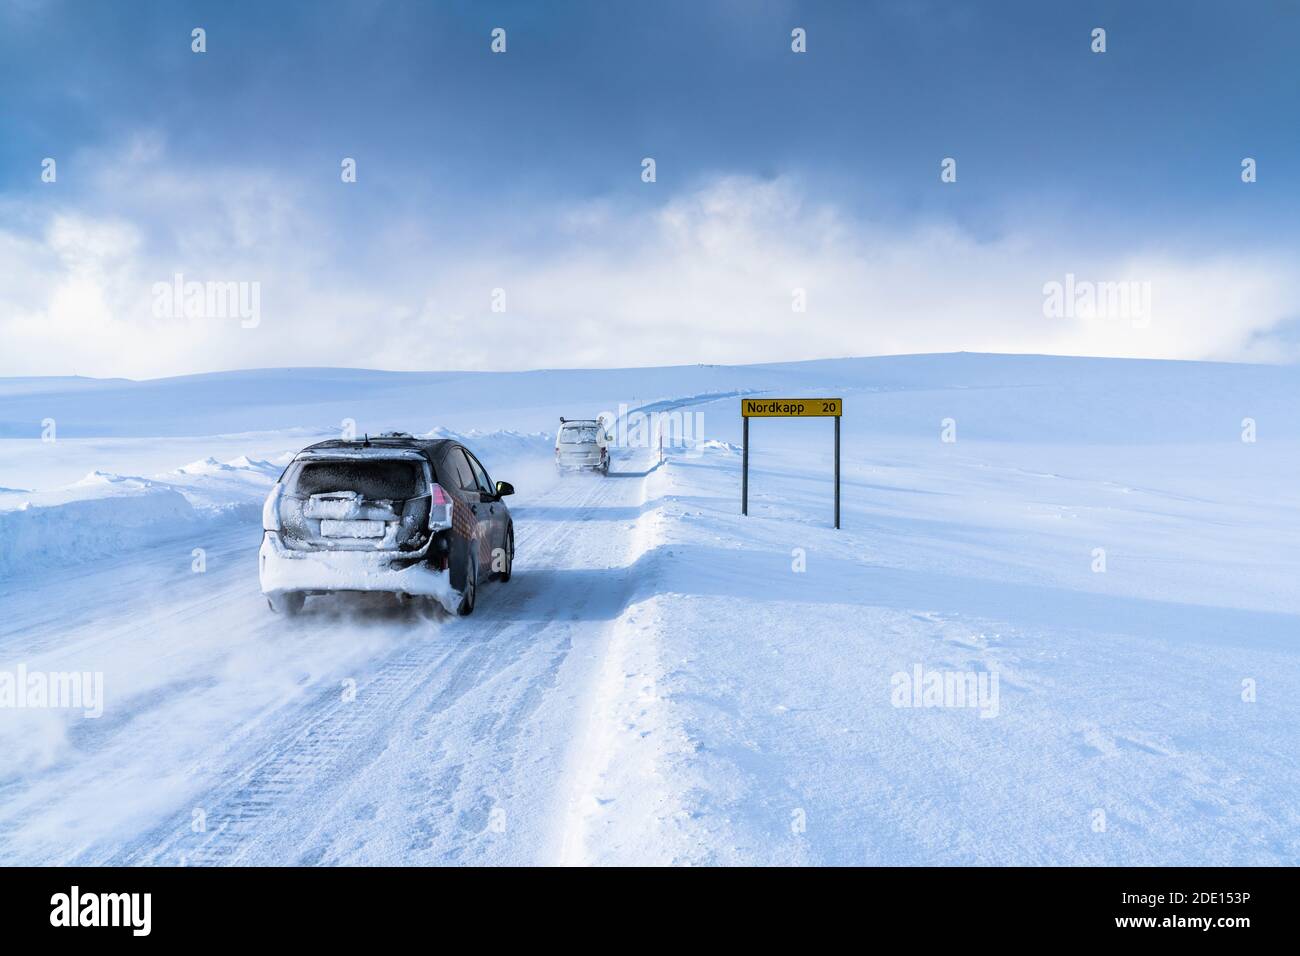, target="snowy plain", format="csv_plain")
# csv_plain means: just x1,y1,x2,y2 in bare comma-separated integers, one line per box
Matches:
0,353,1296,865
